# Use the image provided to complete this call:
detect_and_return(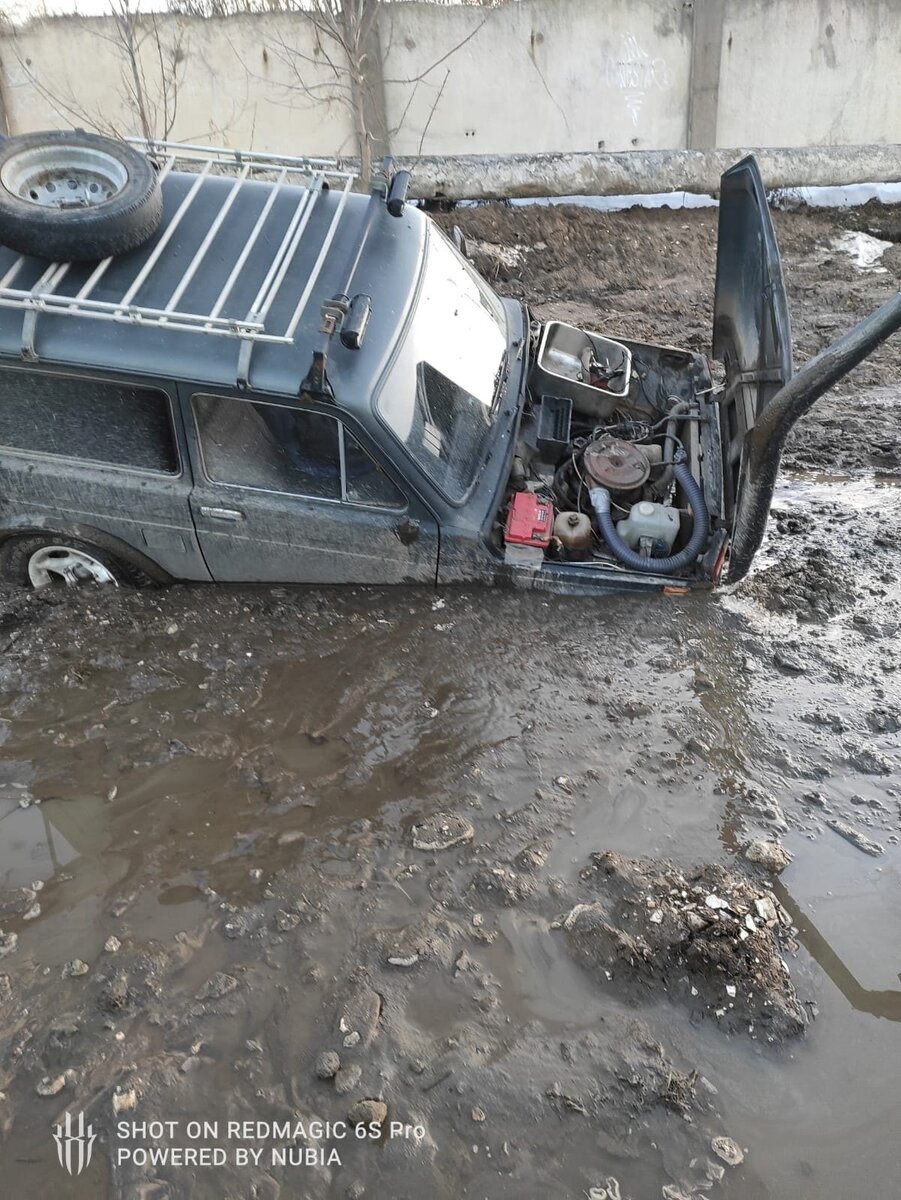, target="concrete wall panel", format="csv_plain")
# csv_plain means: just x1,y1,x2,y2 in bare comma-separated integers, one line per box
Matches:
0,0,897,191
0,13,356,156
717,0,901,147
381,0,692,155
